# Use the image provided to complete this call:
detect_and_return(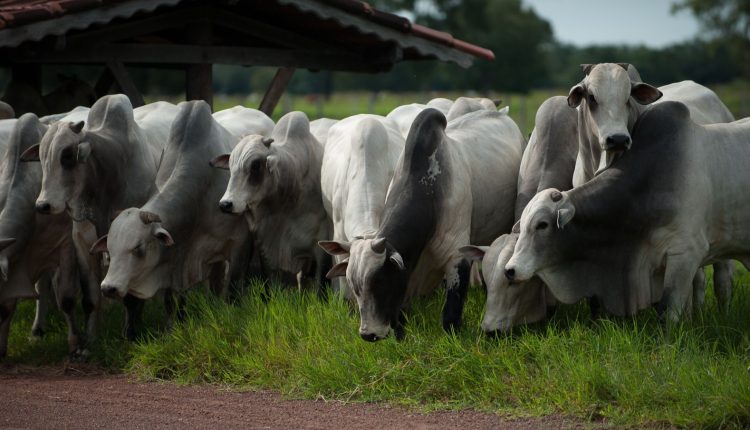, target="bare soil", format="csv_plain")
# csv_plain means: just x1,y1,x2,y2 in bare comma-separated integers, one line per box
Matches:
0,365,593,429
